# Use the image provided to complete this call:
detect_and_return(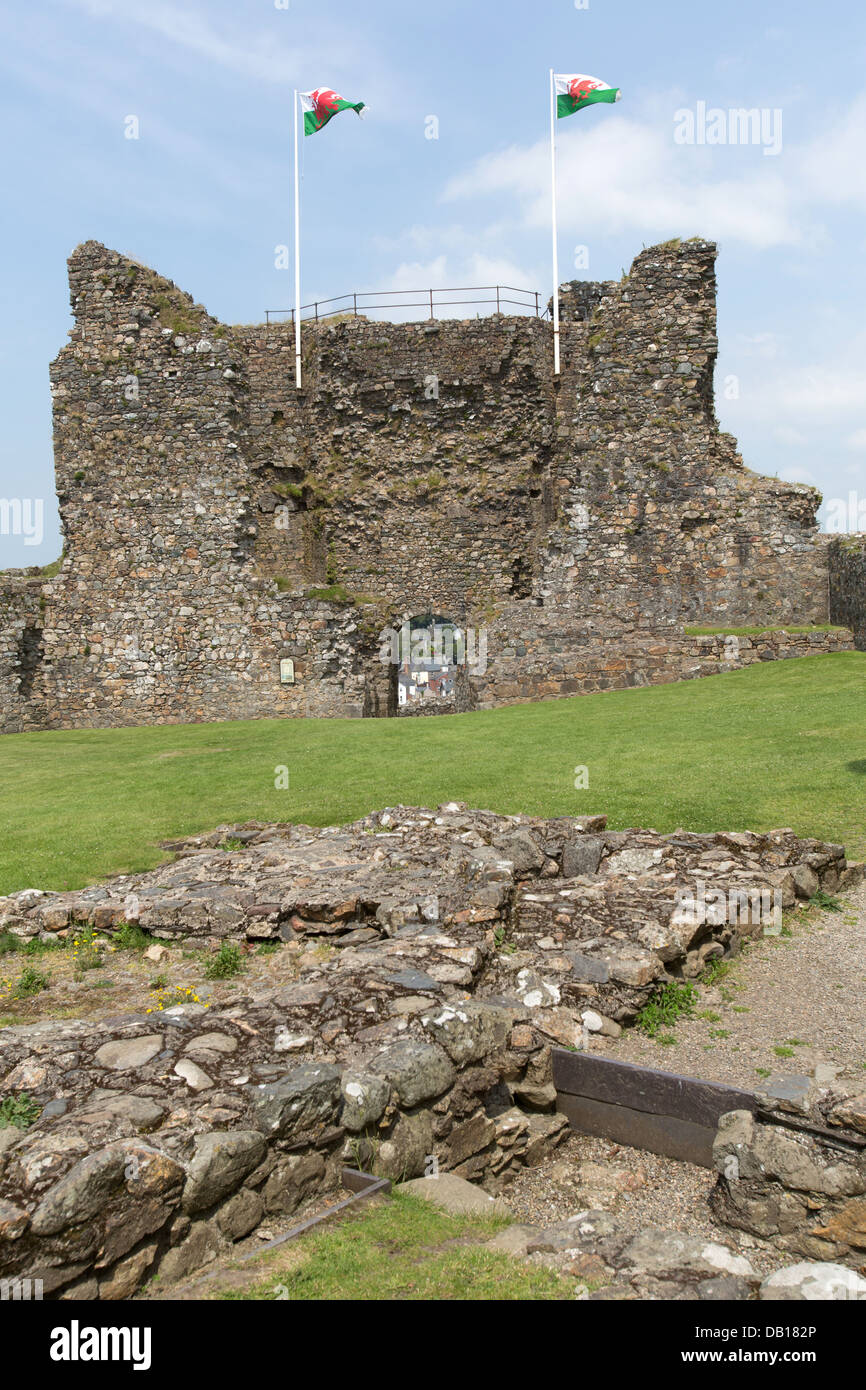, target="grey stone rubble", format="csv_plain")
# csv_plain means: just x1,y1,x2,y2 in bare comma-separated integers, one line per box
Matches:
399,1175,866,1301
487,1208,866,1301
0,802,861,1299
711,1100,866,1271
